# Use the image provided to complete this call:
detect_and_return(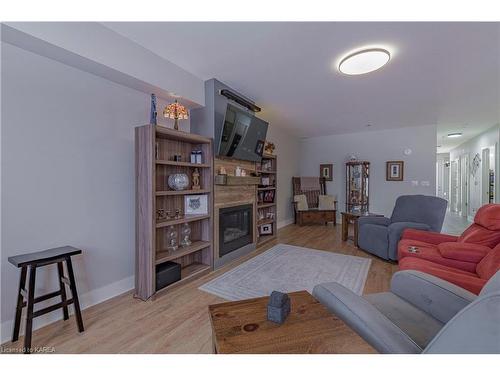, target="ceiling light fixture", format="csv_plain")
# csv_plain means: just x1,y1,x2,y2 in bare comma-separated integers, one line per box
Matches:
447,133,463,138
339,48,391,75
